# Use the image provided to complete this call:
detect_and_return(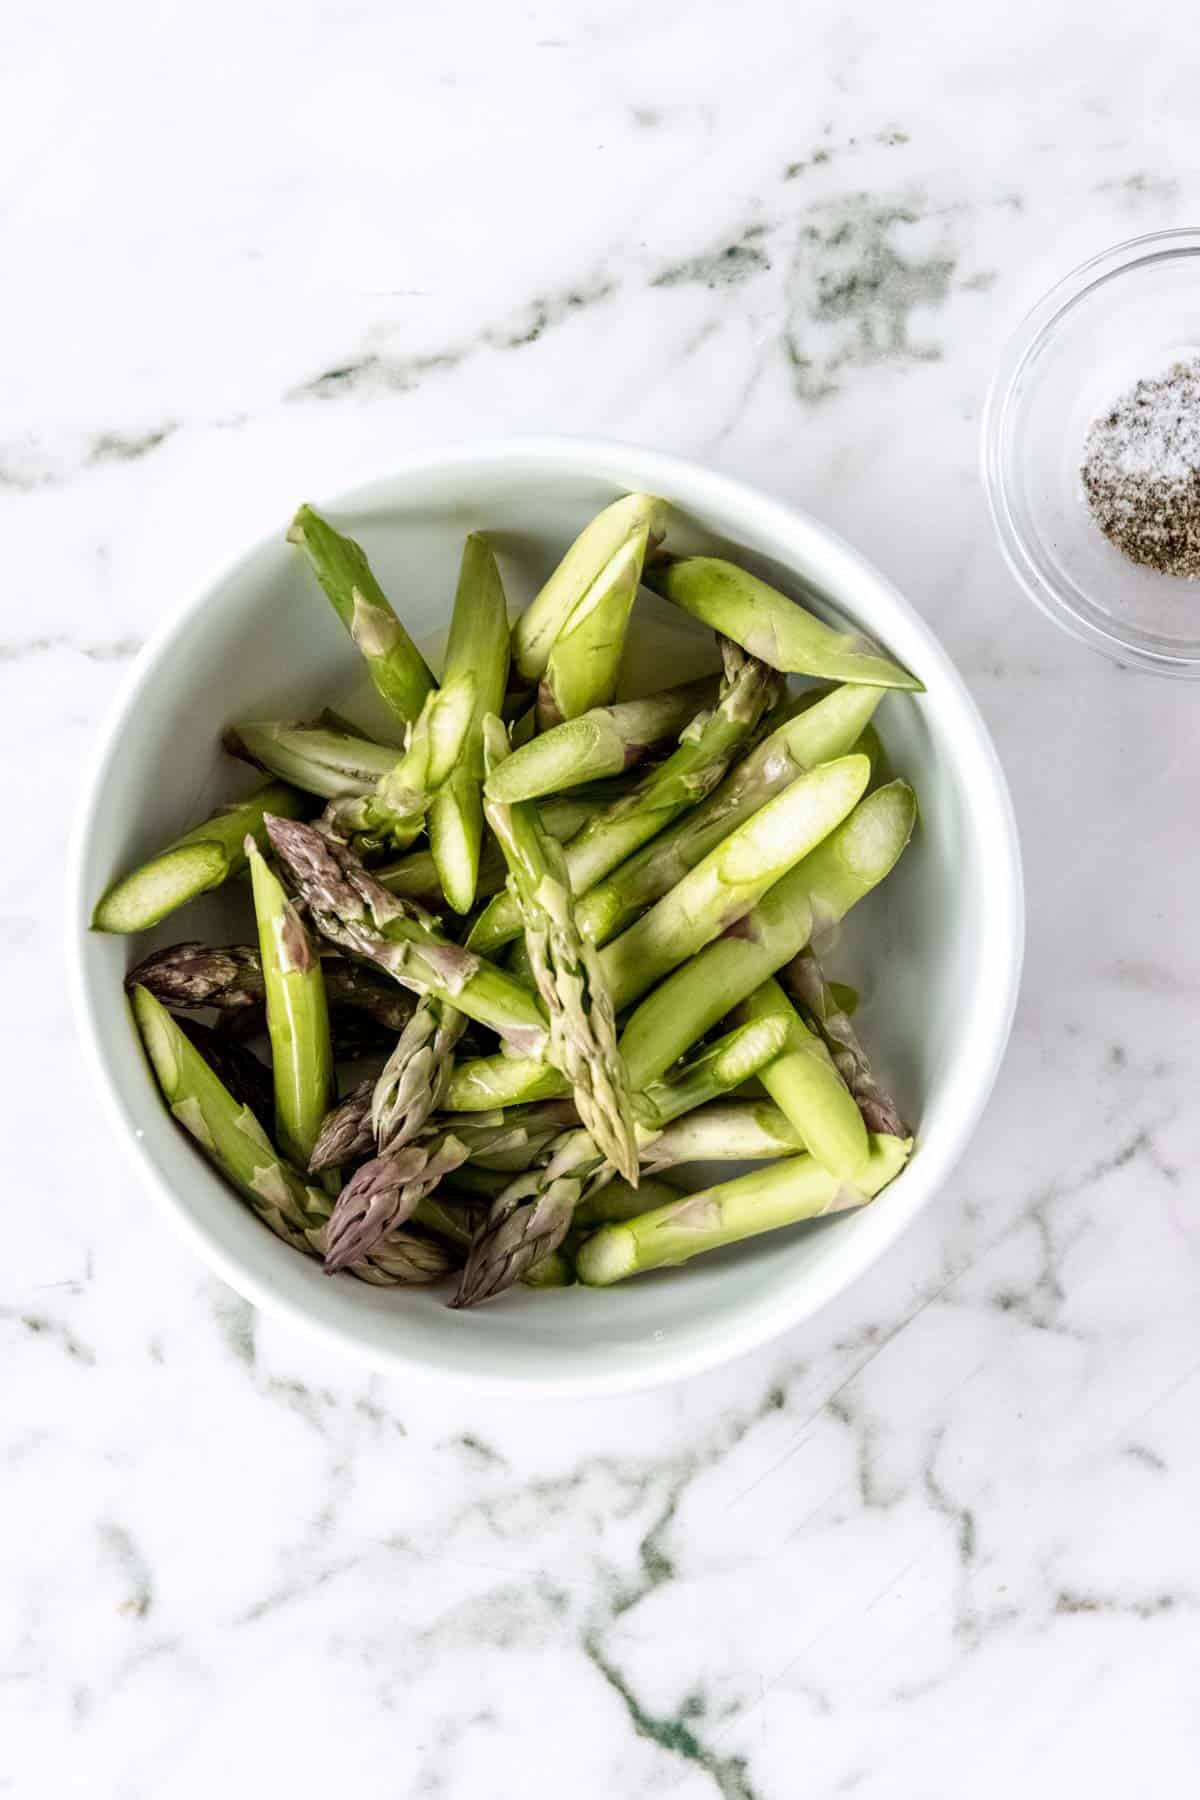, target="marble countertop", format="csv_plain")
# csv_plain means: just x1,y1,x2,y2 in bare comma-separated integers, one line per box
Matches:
7,2,1200,1793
